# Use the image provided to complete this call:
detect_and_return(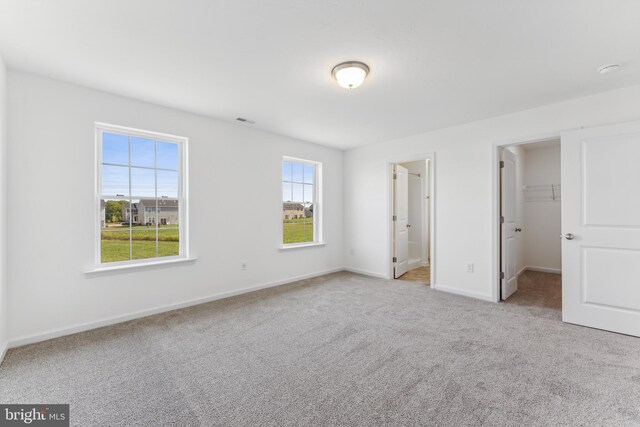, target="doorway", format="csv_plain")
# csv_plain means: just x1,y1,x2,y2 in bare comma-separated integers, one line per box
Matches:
389,155,434,286
498,139,562,317
495,121,640,337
